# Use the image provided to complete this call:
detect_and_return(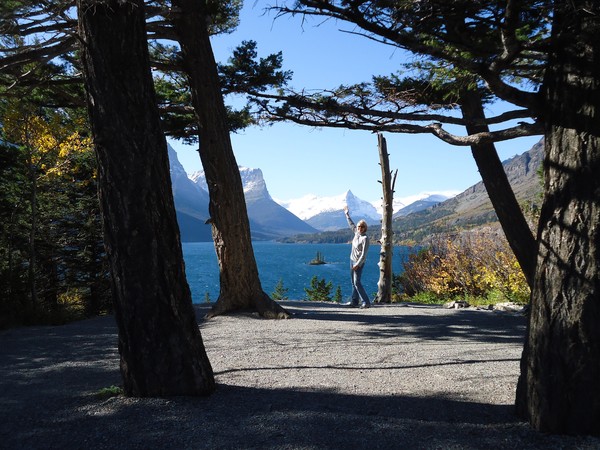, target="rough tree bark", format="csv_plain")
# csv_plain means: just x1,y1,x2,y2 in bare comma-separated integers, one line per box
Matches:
459,89,538,288
77,0,215,396
169,0,289,319
375,134,397,304
518,0,600,435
